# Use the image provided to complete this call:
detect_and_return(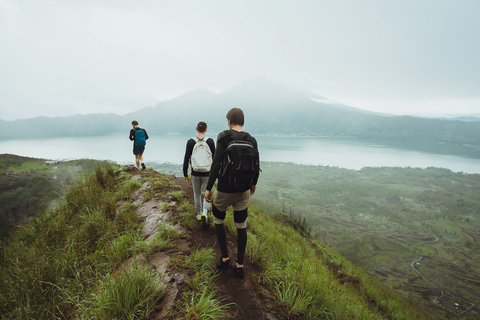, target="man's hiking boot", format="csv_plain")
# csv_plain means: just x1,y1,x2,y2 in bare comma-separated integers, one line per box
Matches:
141,163,146,170
201,213,208,227
217,257,232,270
196,214,202,221
233,262,245,278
